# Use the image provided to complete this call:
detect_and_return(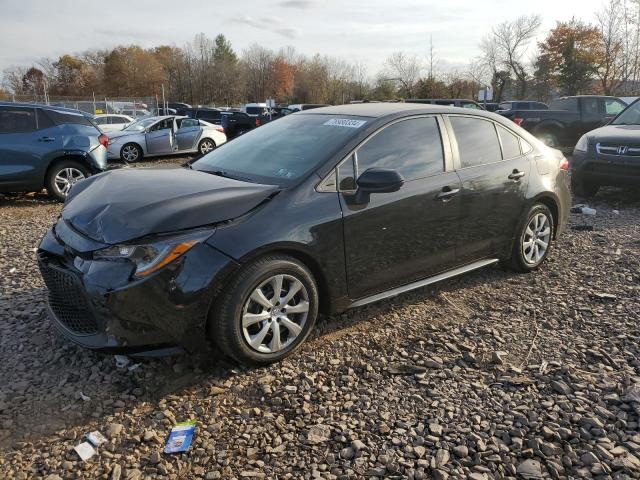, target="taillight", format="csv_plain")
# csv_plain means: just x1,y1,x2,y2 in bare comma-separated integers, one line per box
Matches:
98,134,109,148
513,118,524,126
255,118,261,127
216,126,225,133
559,157,569,170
